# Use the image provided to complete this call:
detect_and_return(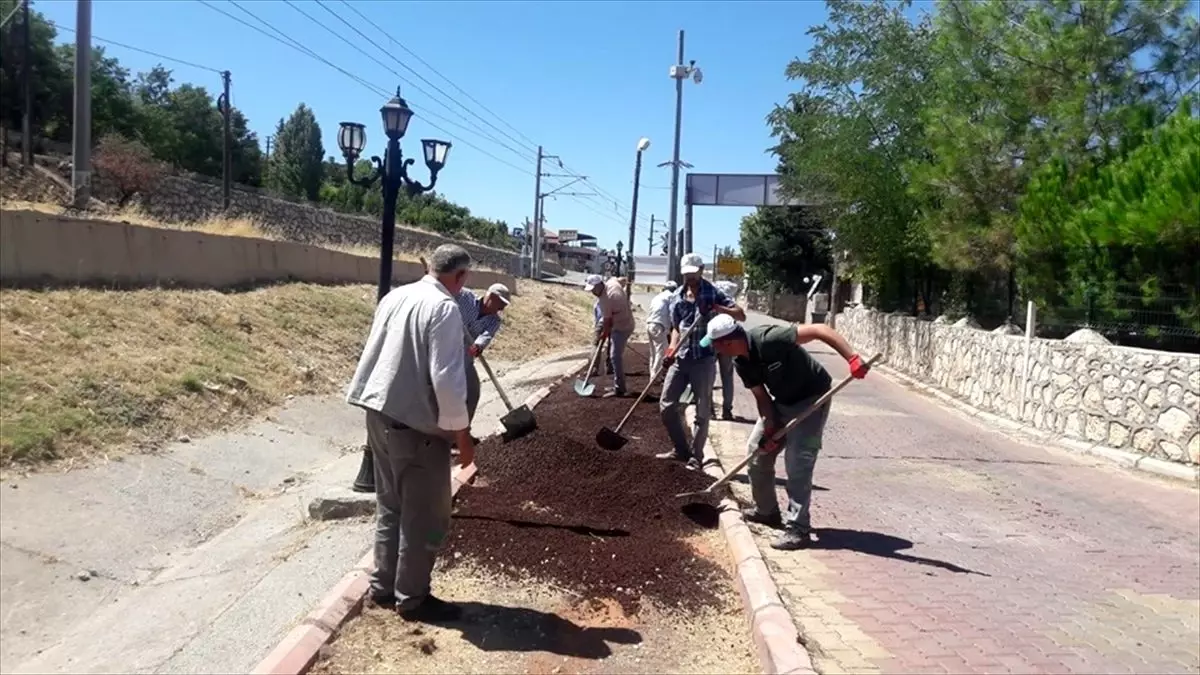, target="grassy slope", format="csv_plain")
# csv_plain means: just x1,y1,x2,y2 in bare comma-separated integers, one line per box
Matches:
0,281,592,473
